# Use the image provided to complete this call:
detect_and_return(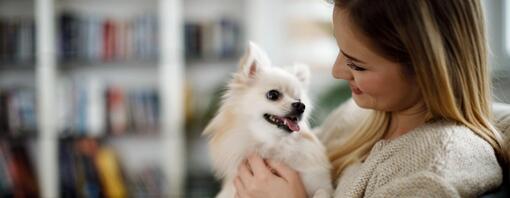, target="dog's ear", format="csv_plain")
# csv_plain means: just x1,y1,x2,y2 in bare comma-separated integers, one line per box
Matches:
239,41,272,78
293,63,310,87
